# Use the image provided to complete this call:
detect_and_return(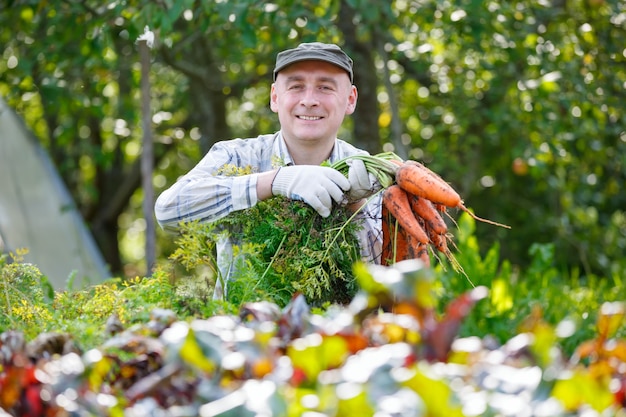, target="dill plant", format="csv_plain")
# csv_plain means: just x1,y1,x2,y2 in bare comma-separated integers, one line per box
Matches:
0,250,53,338
172,197,364,307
